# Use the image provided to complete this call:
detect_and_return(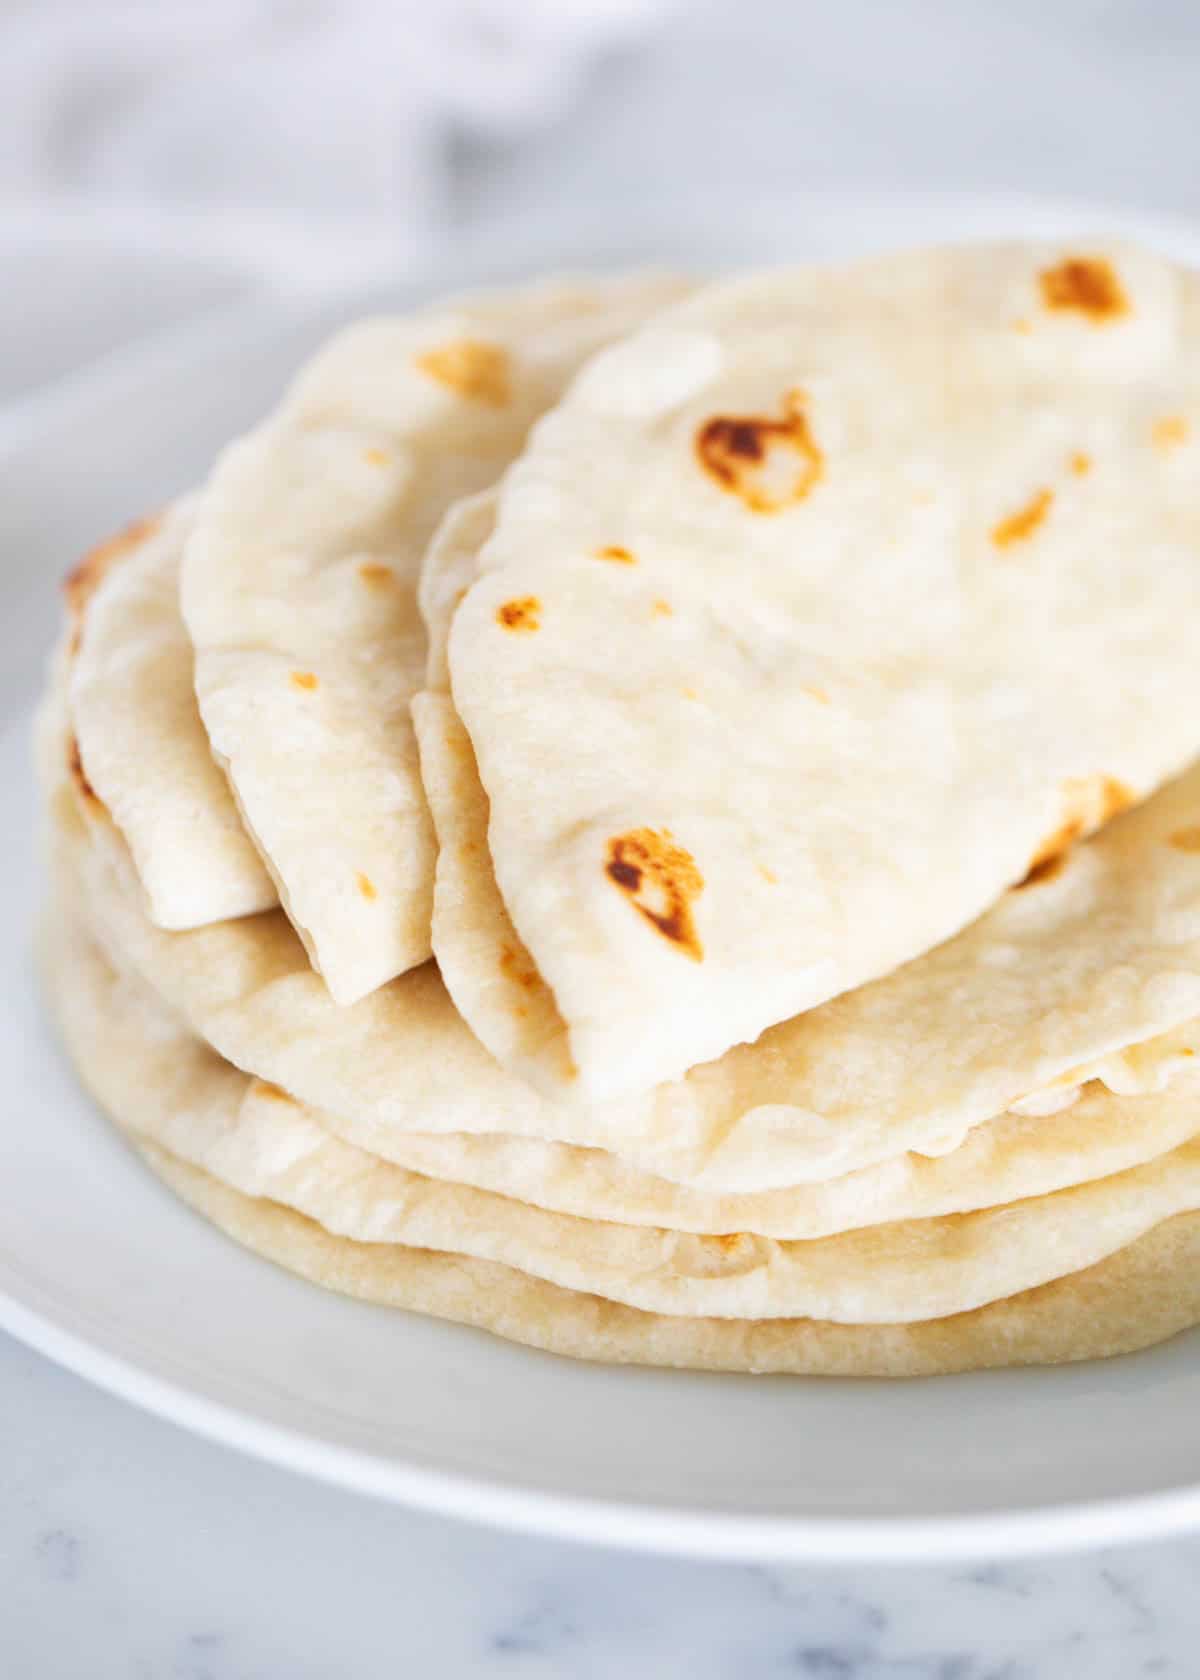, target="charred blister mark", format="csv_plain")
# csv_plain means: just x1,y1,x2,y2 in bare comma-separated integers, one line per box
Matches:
356,871,377,901
496,596,541,632
652,598,673,617
1069,452,1092,476
414,339,510,406
992,487,1054,549
695,389,823,514
1023,775,1135,881
605,828,704,960
595,544,636,565
290,670,319,691
1038,257,1129,322
63,514,160,654
1169,826,1200,853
